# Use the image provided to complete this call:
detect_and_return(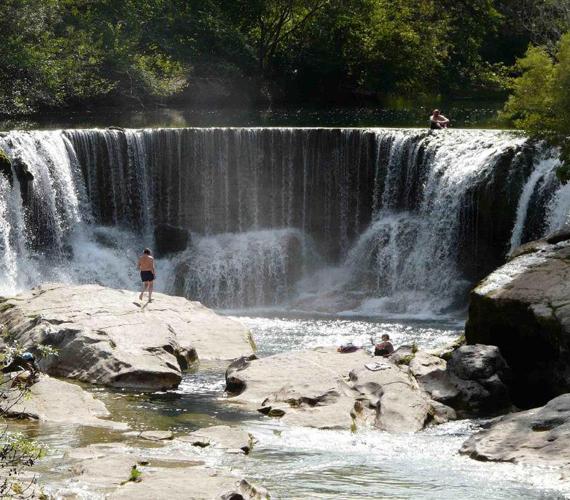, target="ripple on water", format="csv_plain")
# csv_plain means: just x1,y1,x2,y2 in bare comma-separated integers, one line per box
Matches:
231,315,463,357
